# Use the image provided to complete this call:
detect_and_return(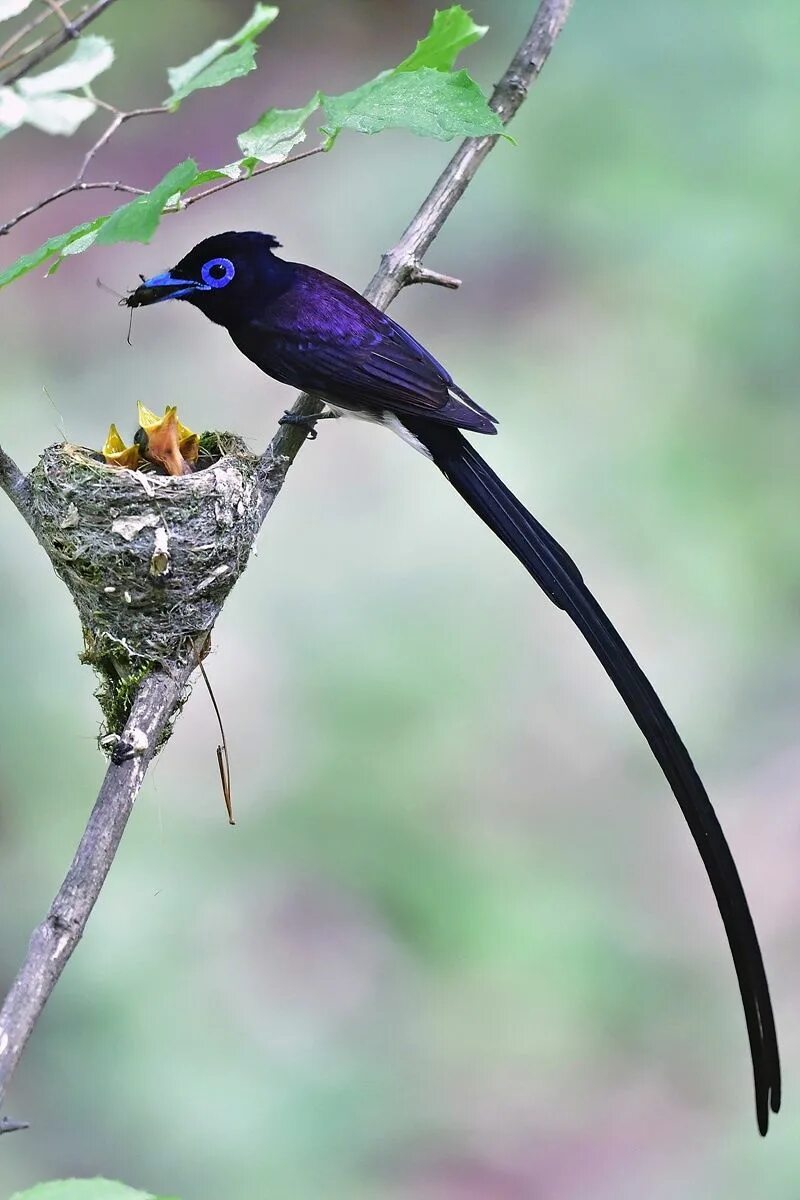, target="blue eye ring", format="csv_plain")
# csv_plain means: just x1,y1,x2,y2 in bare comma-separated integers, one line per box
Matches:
201,257,235,289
